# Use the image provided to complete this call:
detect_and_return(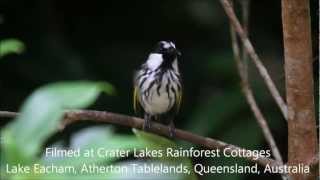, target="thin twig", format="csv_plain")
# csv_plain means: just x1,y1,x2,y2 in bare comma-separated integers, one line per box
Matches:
228,1,286,179
230,25,288,180
230,0,284,164
0,110,282,168
241,0,250,81
219,0,288,121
